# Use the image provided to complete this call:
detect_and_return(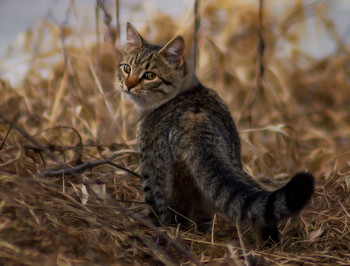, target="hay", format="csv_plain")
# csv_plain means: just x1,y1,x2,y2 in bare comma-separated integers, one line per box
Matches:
1,1,350,264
